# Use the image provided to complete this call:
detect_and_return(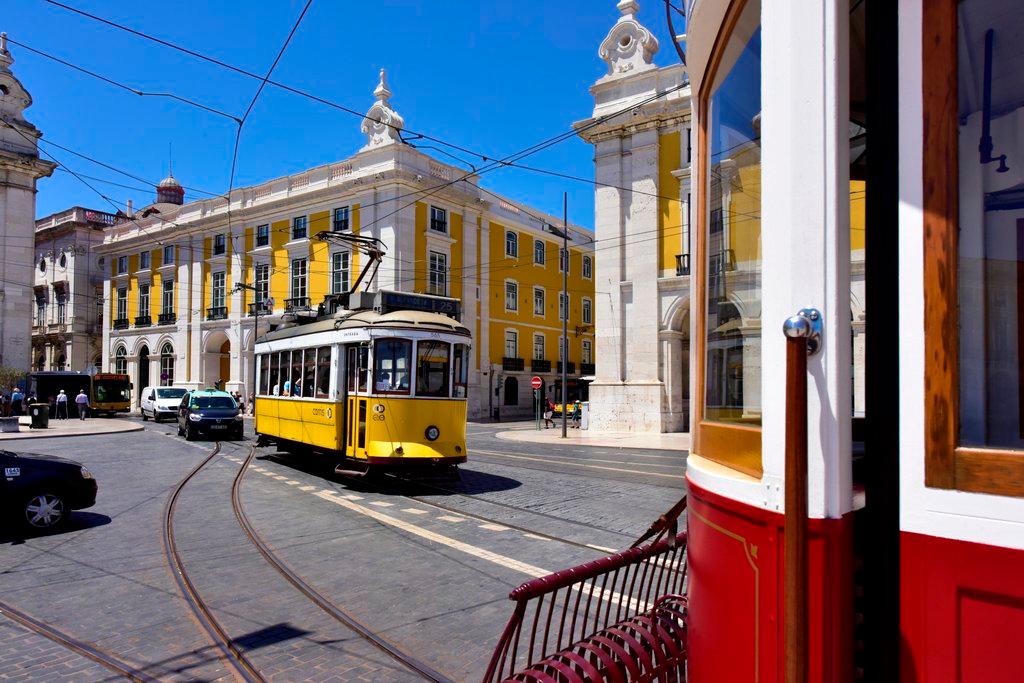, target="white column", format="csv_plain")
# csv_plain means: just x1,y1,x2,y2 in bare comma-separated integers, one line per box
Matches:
761,0,850,518
187,238,204,388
